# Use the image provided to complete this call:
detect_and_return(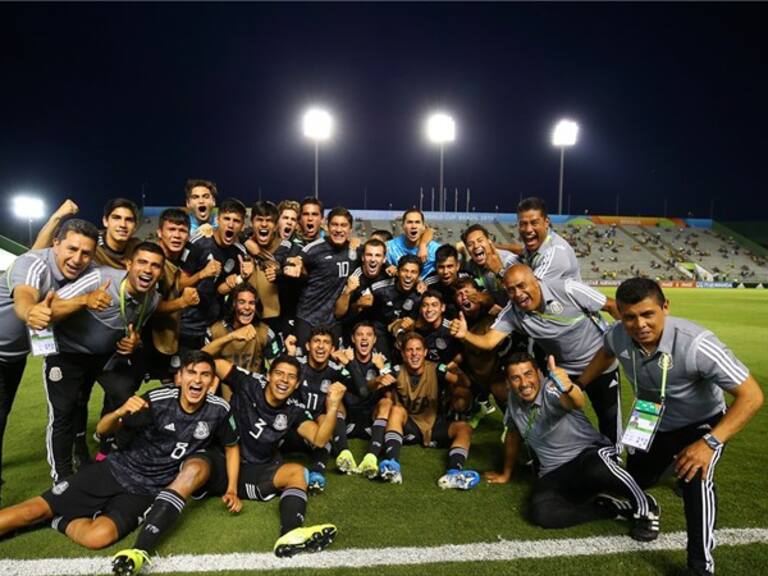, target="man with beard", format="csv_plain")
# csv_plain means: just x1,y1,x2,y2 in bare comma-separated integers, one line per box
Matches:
462,224,519,306
328,321,396,480
178,198,253,353
386,209,441,279
517,197,581,281
378,333,480,490
185,179,218,239
44,242,165,482
370,255,423,357
212,355,343,557
423,244,472,320
284,207,356,348
202,285,278,380
243,201,283,331
0,219,100,499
